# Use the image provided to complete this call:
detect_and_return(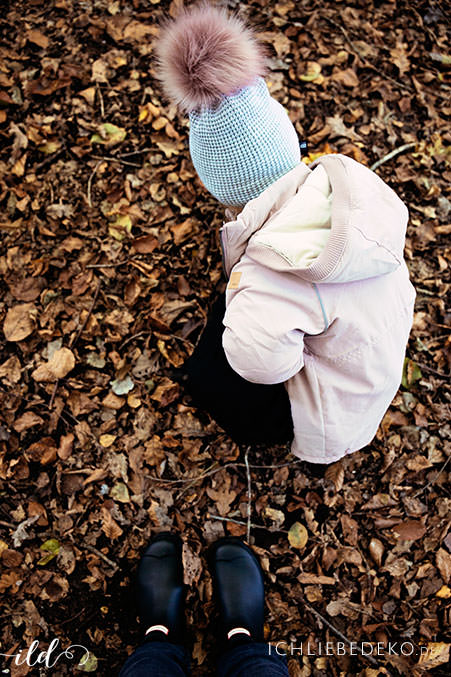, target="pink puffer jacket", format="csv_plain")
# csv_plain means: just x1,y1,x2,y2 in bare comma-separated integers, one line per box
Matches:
220,154,416,463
